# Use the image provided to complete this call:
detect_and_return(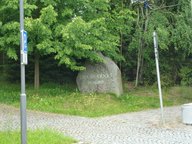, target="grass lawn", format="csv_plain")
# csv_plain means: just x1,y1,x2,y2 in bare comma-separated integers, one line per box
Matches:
0,82,191,117
0,129,76,144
